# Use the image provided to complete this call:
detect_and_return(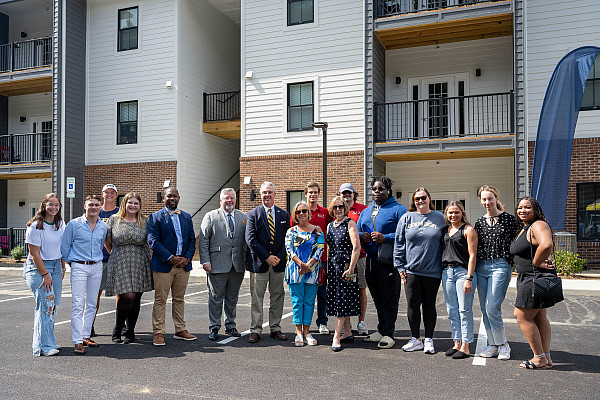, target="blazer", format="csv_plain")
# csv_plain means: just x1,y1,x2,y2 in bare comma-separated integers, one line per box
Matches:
147,208,196,273
245,205,290,273
199,208,247,274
